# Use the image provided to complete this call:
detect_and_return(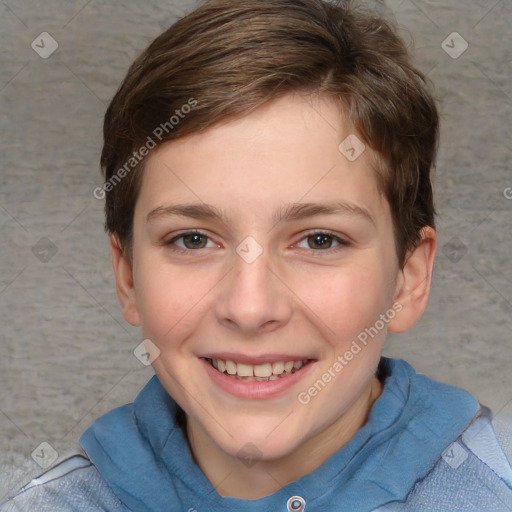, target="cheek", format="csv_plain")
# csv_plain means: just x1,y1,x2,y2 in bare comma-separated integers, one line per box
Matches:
295,262,390,340
134,258,213,341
